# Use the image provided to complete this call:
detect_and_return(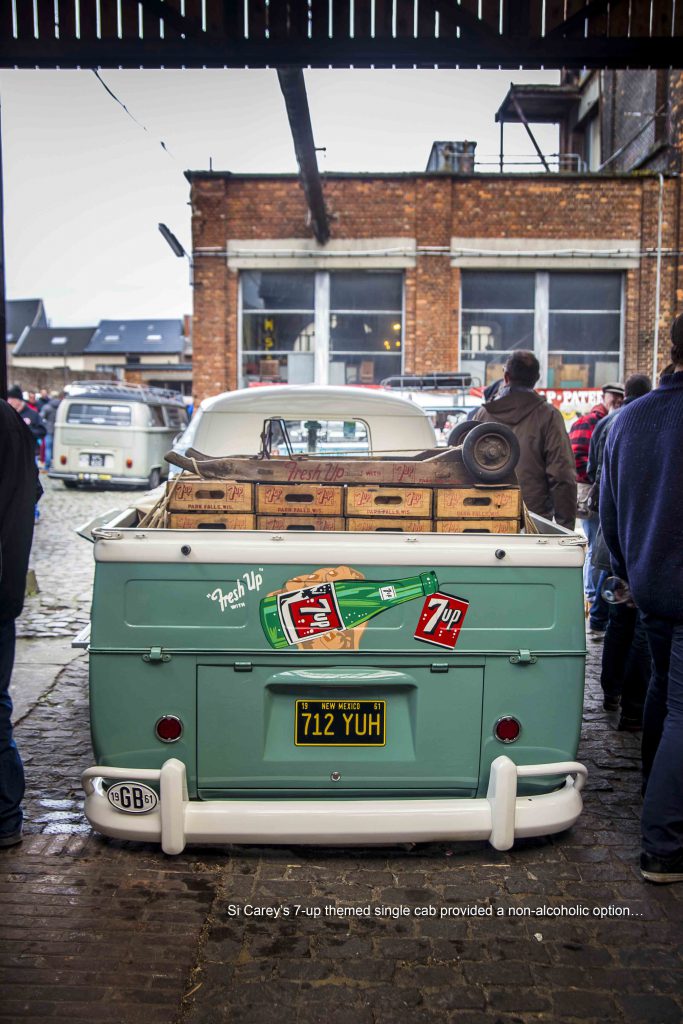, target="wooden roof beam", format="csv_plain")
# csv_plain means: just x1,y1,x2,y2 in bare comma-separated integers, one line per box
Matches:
277,68,330,246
